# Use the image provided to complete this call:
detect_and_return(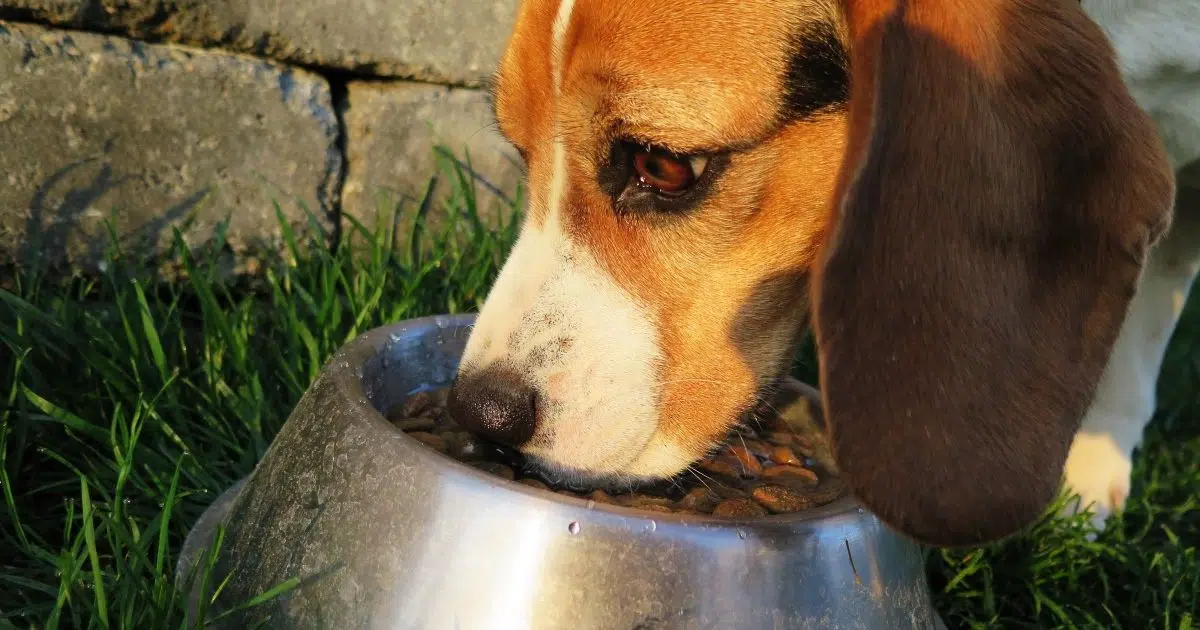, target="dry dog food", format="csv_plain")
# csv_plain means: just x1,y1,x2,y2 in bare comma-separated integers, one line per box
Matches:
386,379,846,517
